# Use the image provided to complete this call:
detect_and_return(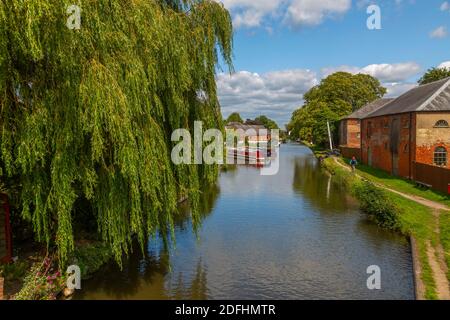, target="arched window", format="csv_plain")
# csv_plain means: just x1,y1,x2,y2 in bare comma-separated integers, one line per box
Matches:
434,147,447,166
434,120,449,128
